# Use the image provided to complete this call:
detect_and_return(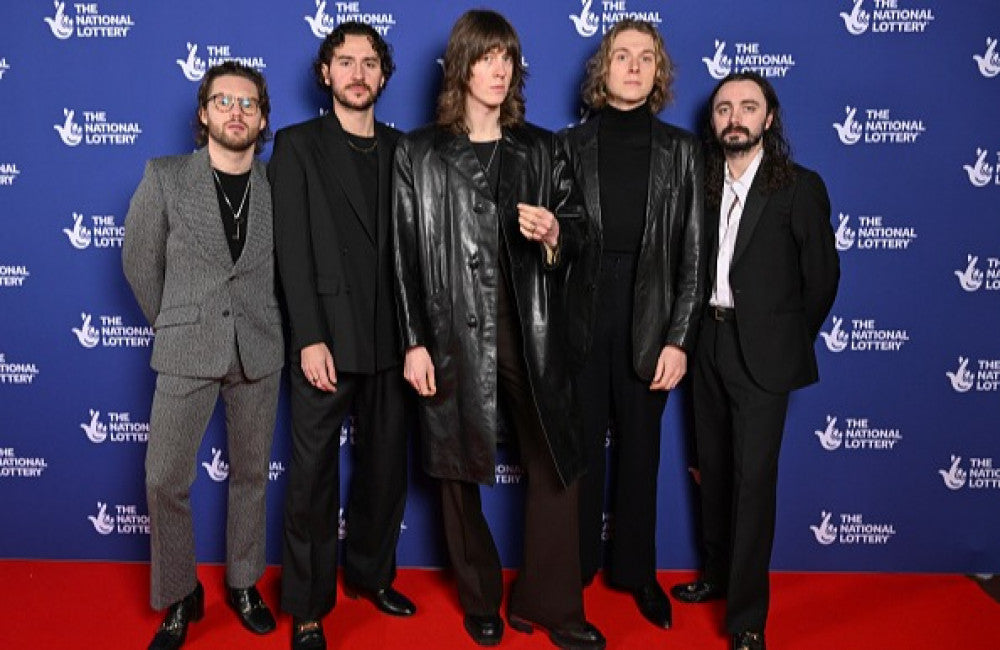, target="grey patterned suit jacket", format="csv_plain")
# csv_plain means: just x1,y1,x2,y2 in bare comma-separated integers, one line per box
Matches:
122,147,284,381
